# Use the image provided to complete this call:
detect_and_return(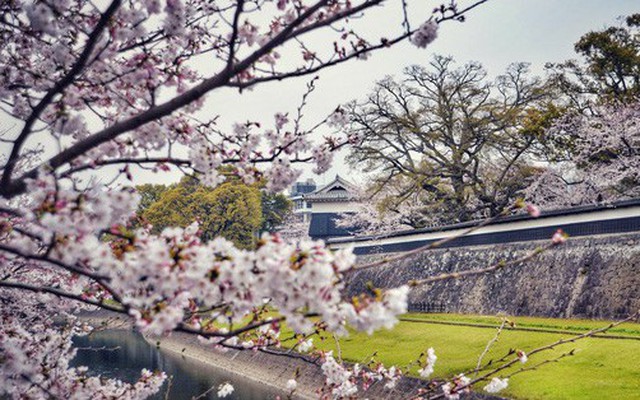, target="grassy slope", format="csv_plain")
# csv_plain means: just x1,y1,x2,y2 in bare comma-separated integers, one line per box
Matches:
290,313,640,400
